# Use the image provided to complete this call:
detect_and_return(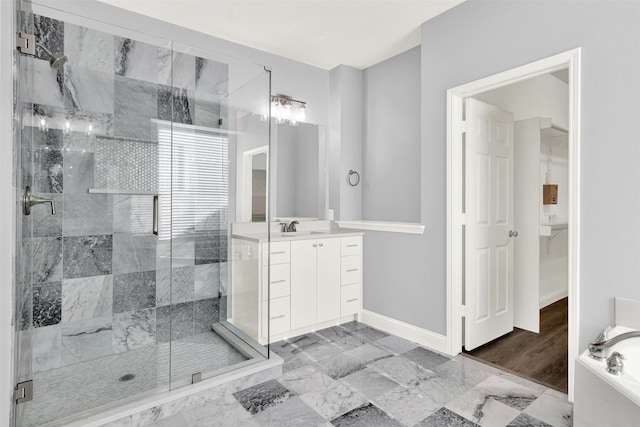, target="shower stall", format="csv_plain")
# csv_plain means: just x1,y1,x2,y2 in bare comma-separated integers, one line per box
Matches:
11,1,273,426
